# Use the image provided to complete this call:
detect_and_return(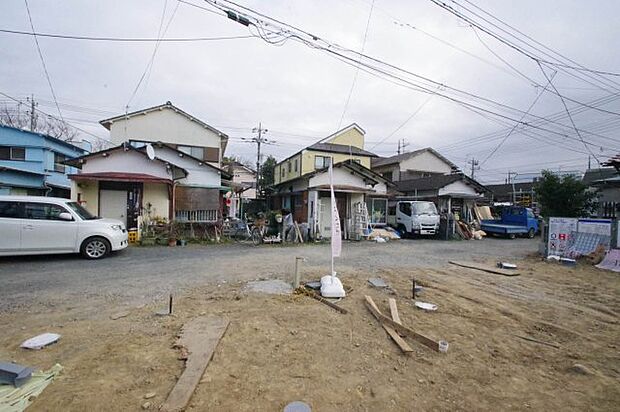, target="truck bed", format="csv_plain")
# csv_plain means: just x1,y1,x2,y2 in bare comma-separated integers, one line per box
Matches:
480,222,528,234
